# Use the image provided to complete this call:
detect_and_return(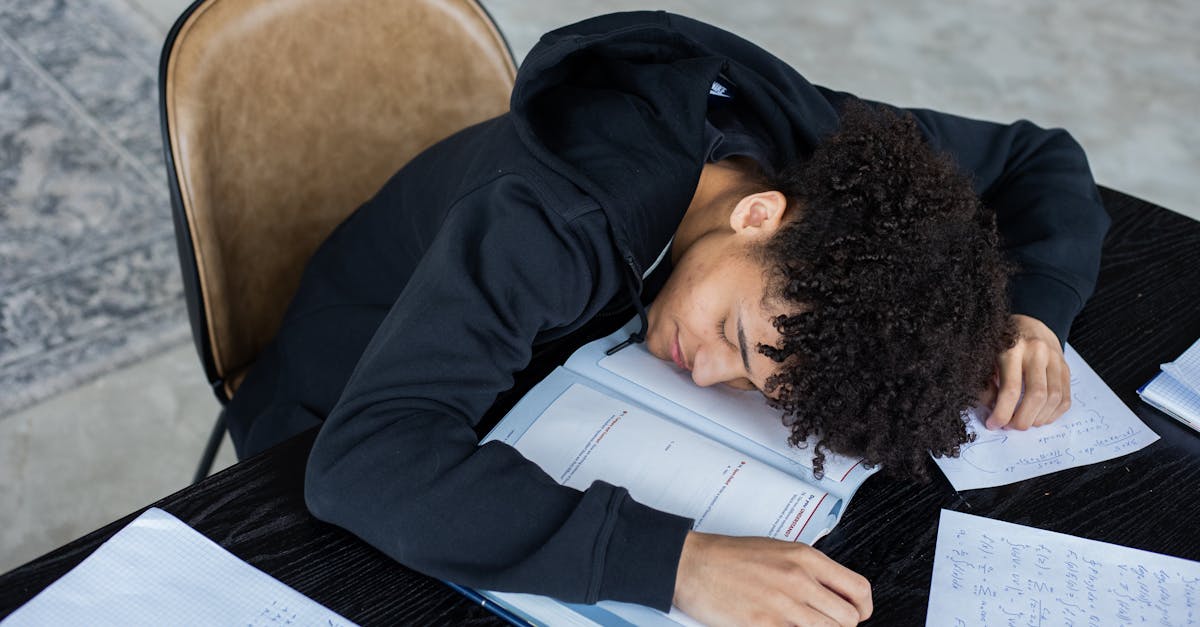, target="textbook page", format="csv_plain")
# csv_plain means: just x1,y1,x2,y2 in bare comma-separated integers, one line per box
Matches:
933,344,1159,490
927,509,1200,626
2,508,355,627
564,319,872,493
488,376,838,543
482,372,843,626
